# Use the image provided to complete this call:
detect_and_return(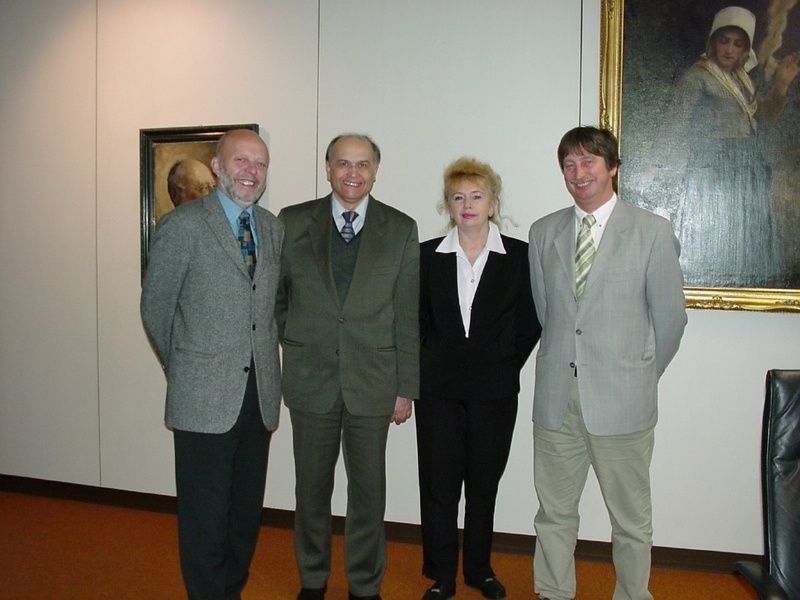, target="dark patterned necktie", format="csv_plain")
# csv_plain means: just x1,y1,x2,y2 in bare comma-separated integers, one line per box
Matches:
341,211,357,242
238,211,256,279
